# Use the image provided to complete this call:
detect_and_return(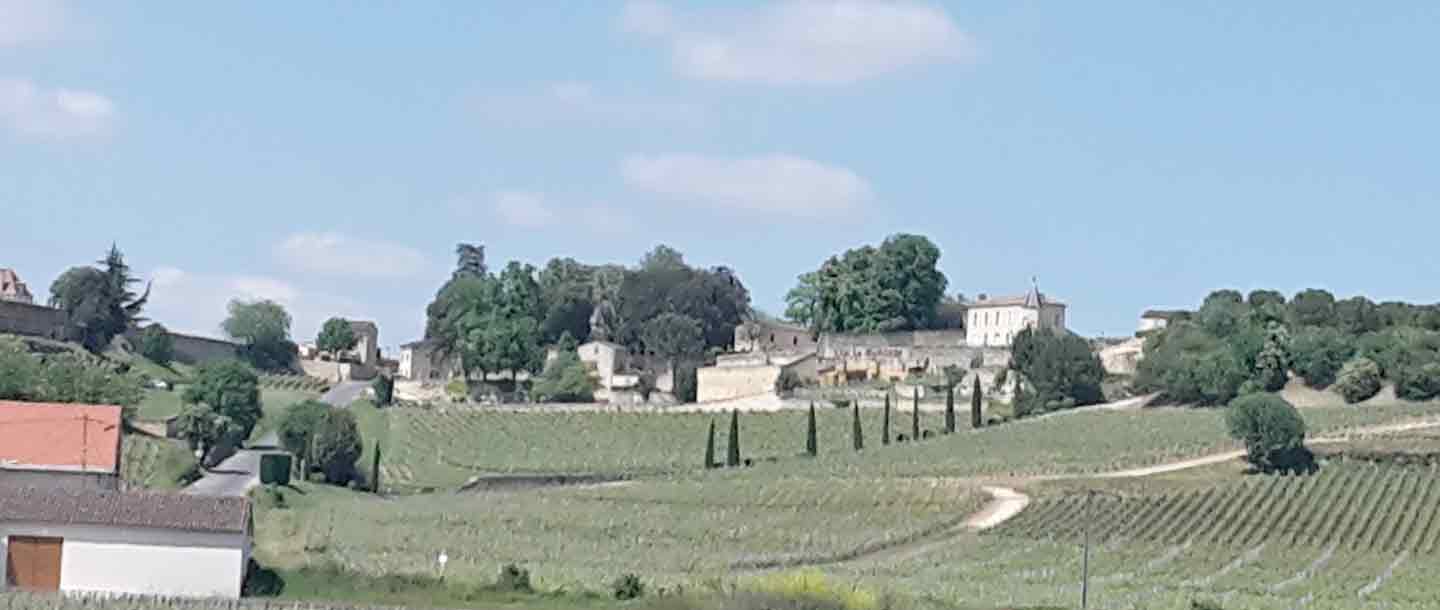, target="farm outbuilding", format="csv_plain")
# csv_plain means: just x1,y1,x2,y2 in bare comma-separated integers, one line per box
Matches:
0,402,123,491
0,486,251,598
